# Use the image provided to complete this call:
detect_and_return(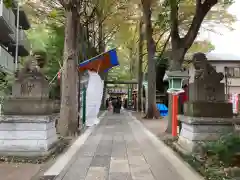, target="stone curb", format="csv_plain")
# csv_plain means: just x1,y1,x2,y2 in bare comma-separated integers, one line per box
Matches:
127,111,204,180
40,111,107,180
